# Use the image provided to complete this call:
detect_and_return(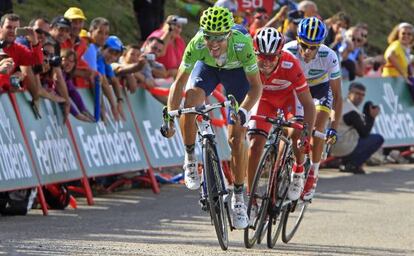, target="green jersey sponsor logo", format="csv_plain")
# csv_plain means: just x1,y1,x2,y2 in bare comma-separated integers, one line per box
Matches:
234,43,245,52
